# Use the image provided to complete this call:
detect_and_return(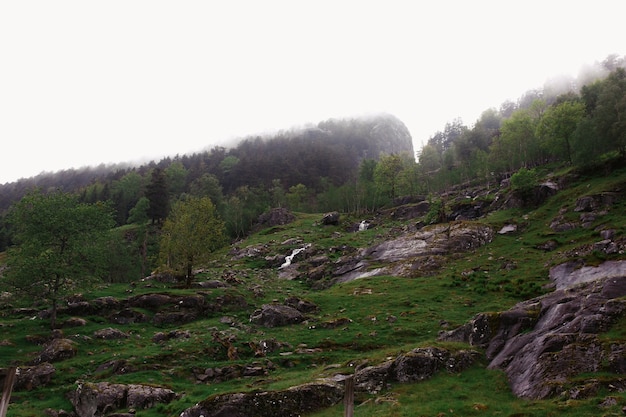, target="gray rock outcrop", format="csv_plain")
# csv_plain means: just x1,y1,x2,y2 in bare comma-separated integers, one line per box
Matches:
71,382,177,417
331,222,493,283
439,260,626,399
